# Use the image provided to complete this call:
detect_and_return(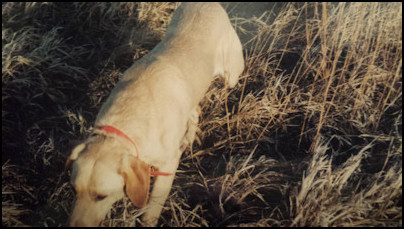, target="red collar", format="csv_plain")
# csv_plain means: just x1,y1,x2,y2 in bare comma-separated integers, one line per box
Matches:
96,125,172,176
